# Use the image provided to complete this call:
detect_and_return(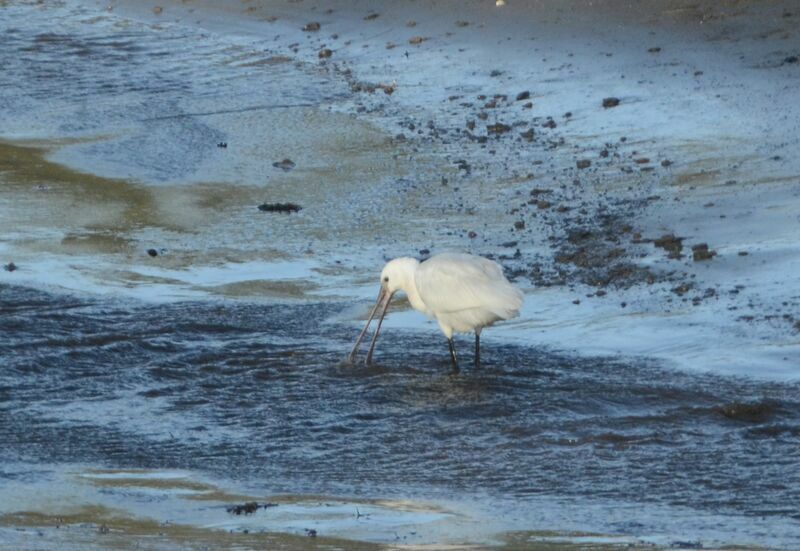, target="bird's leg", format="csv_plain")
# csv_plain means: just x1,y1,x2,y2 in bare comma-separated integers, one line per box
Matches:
447,338,460,373
474,332,480,368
